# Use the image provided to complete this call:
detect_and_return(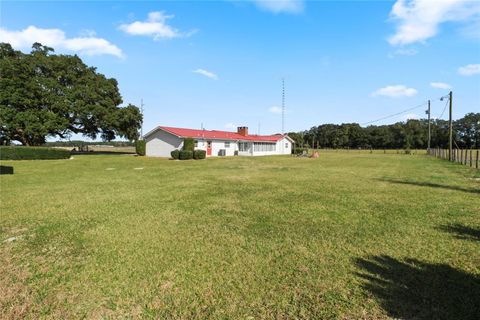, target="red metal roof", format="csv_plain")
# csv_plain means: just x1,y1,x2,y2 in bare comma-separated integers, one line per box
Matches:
157,126,286,142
